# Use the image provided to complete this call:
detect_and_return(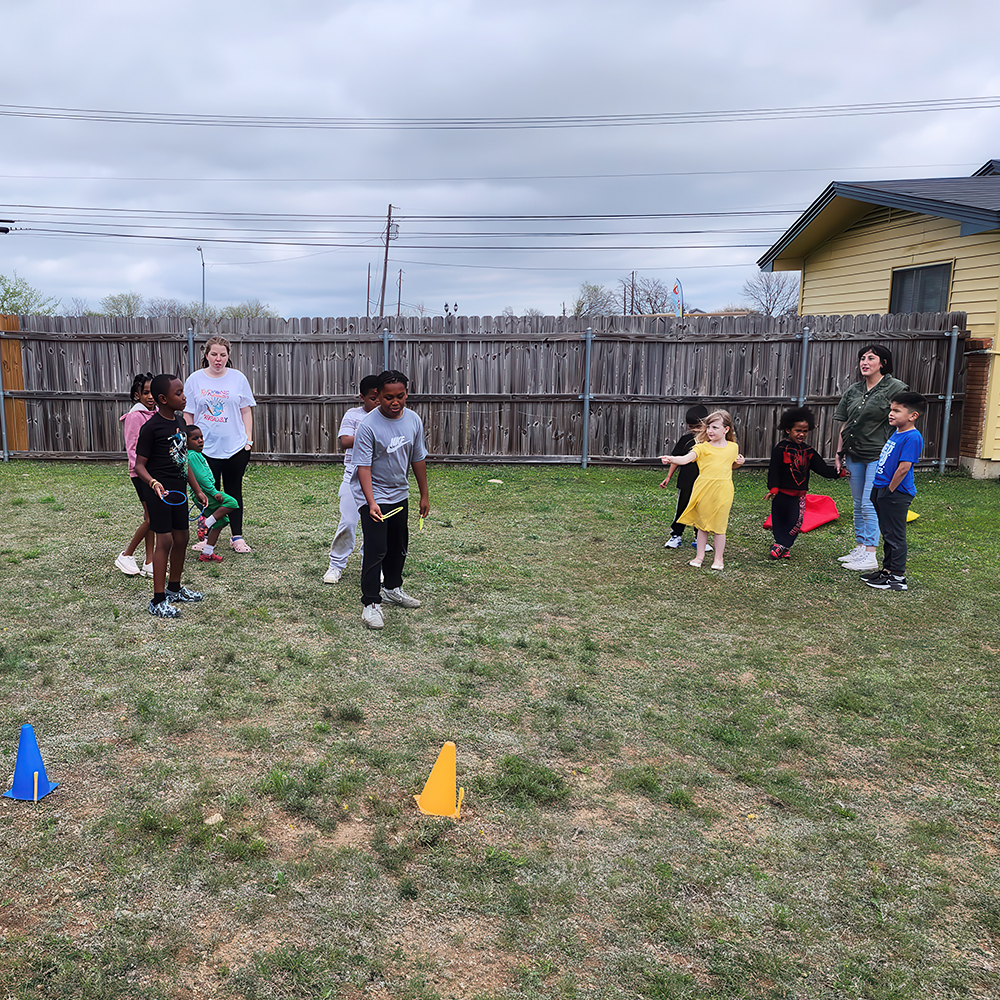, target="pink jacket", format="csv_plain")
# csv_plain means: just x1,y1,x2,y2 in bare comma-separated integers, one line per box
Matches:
121,403,155,476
